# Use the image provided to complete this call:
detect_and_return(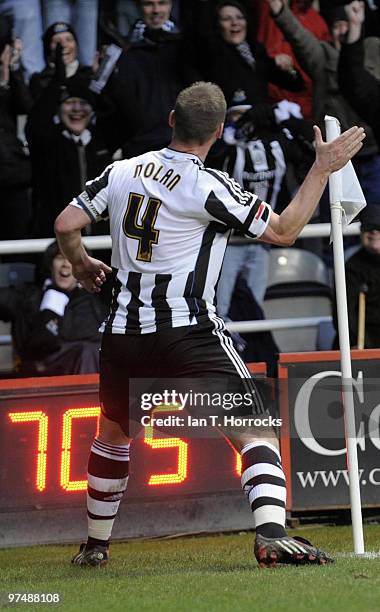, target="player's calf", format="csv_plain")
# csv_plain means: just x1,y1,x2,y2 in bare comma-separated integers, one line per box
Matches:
241,441,287,539
71,437,130,566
